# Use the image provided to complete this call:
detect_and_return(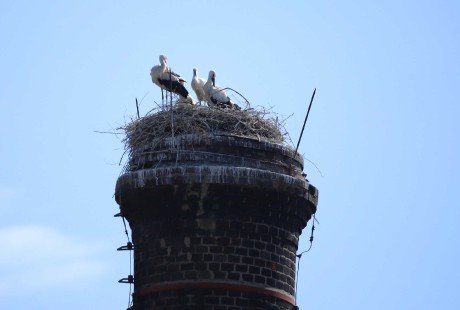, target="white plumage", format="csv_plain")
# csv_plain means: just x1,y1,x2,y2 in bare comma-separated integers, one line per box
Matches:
150,55,194,104
203,70,240,110
191,68,207,105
